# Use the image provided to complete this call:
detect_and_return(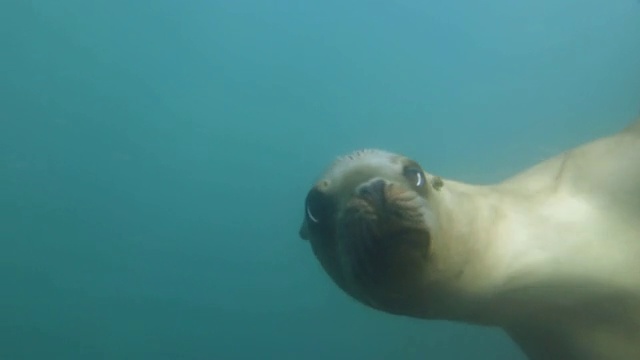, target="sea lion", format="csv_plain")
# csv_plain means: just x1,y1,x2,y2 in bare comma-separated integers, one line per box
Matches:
298,119,640,360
